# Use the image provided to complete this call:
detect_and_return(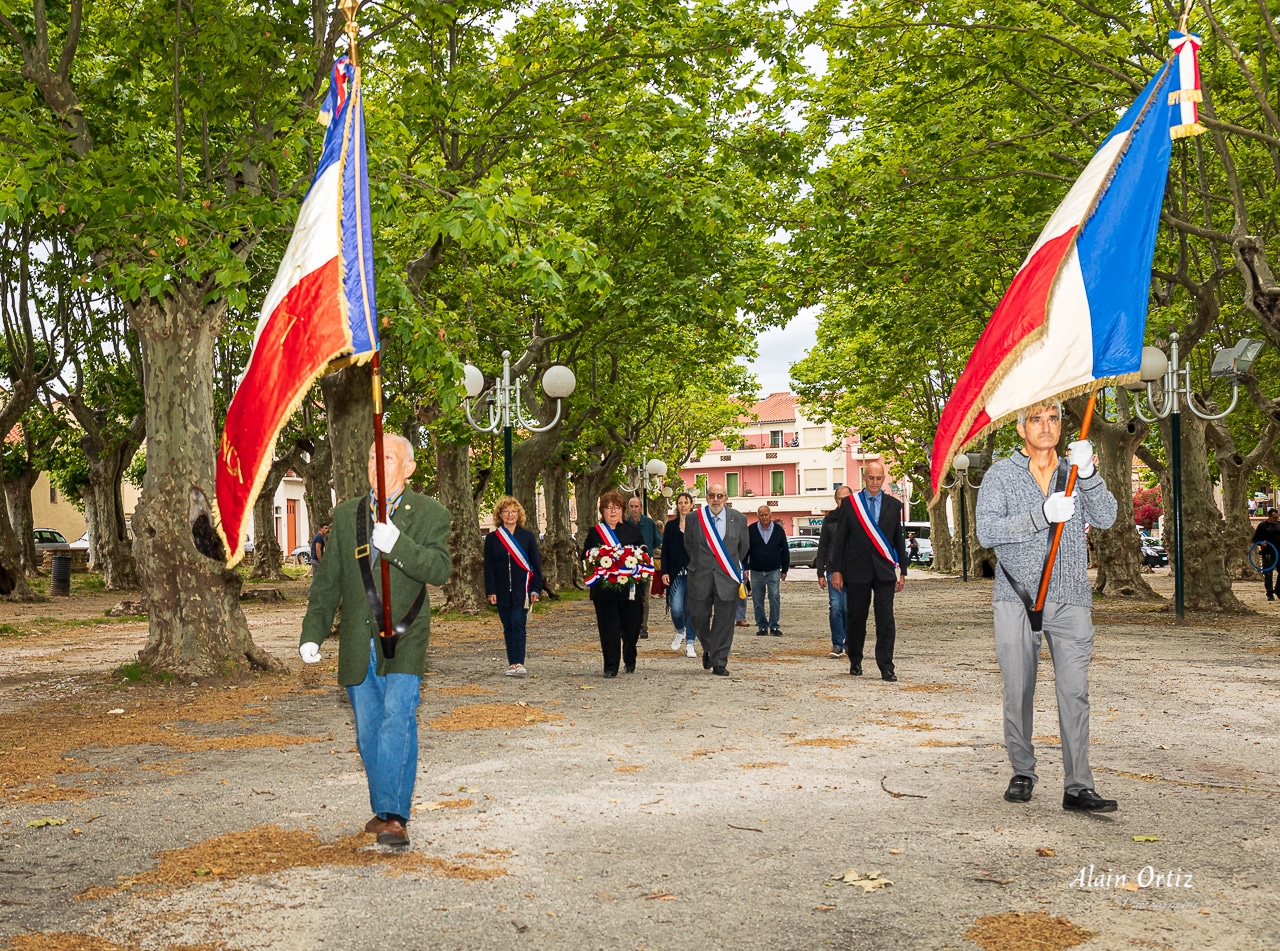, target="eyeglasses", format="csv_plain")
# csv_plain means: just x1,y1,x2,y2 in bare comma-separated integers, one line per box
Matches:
707,493,726,499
